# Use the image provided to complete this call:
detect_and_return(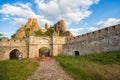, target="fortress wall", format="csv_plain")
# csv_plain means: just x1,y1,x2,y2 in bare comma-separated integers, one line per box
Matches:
28,36,52,58
28,36,66,58
52,36,66,56
63,24,120,55
0,39,28,60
